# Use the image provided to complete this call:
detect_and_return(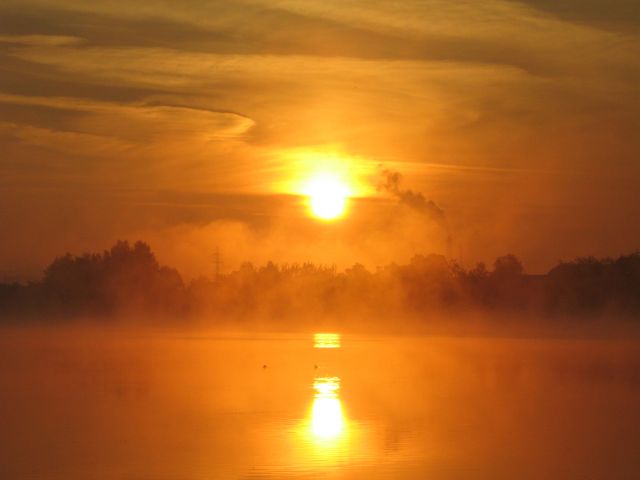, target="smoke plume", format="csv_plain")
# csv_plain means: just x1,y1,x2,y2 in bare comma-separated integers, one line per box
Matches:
378,169,446,224
377,168,452,257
